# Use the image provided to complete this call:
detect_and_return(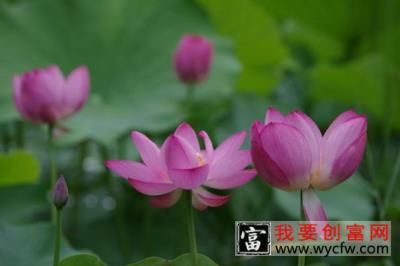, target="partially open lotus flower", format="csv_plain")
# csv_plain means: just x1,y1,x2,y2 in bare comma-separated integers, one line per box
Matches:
13,65,90,124
251,108,367,221
106,123,256,210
